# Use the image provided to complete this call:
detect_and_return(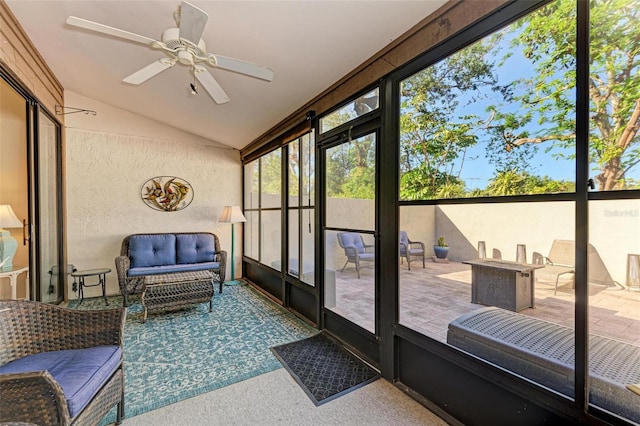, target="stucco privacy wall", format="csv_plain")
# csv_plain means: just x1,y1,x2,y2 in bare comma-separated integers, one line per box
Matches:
322,198,636,284
64,91,242,299
422,201,637,284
